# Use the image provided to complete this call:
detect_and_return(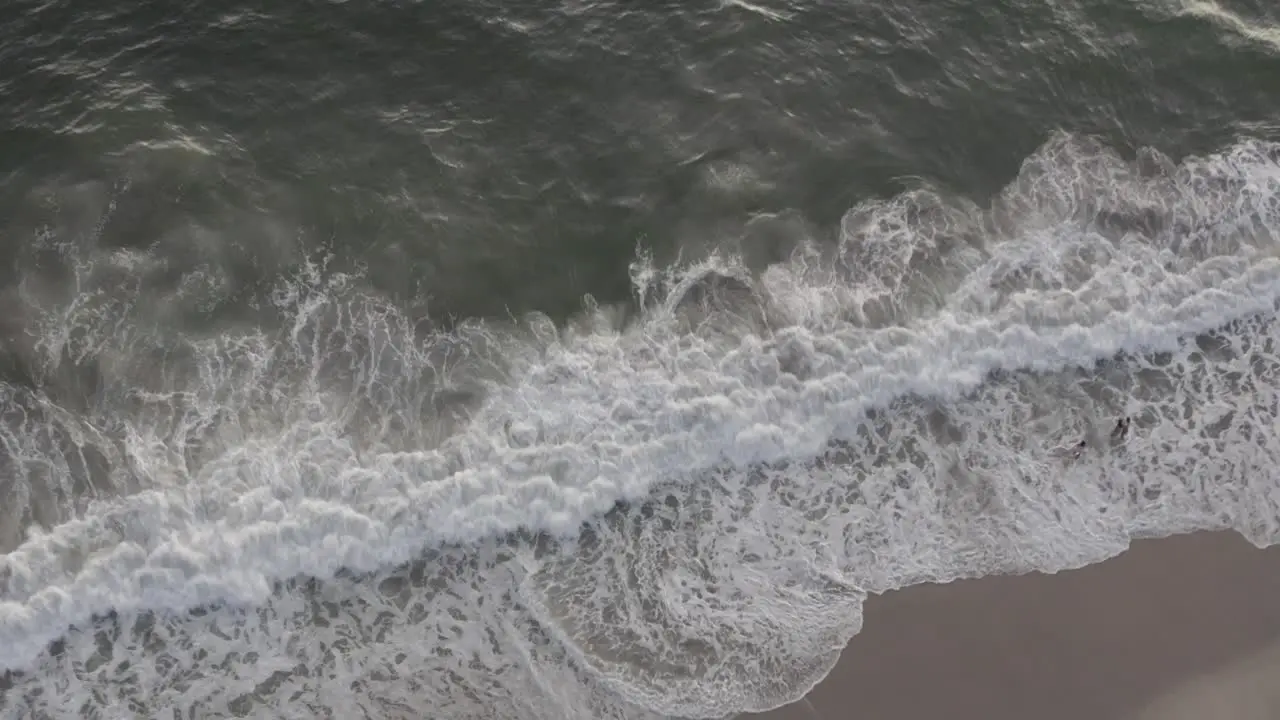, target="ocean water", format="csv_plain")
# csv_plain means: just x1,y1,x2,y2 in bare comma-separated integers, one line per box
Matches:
3,0,1280,718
